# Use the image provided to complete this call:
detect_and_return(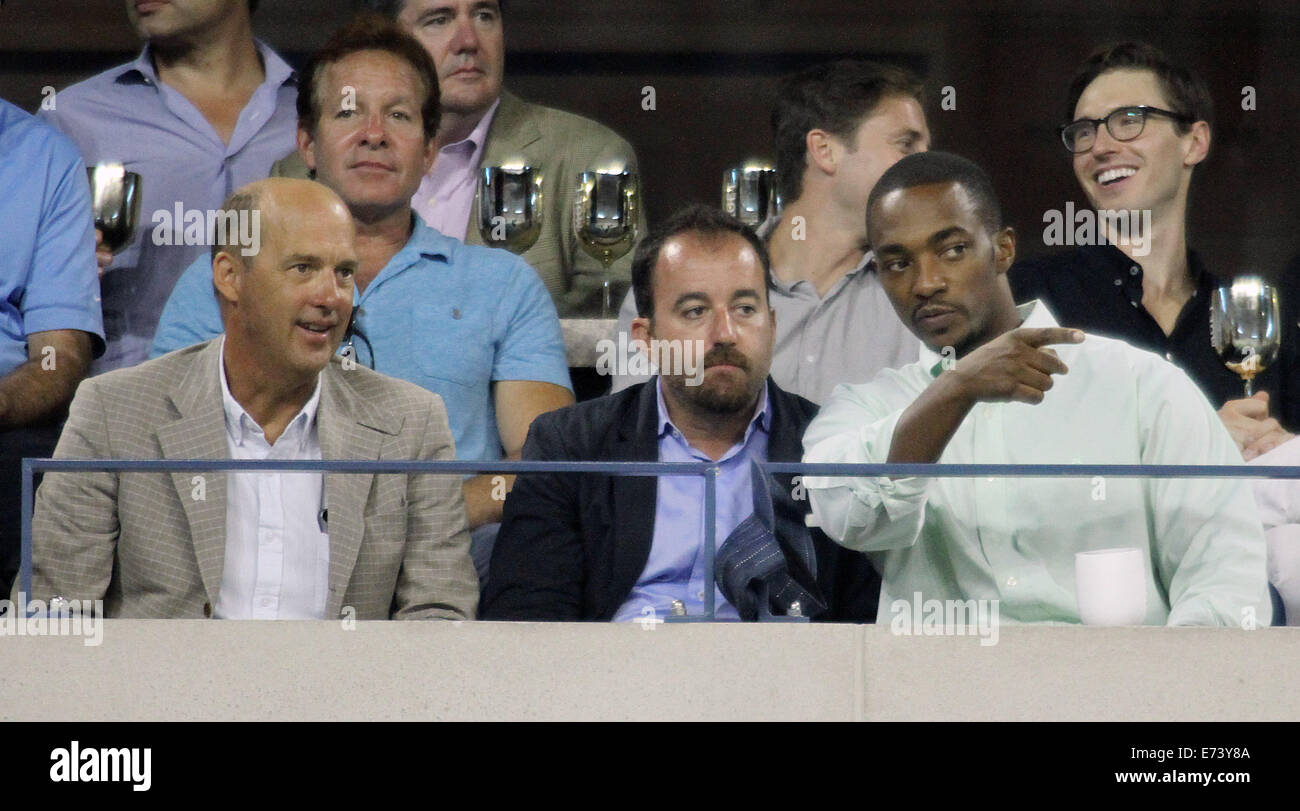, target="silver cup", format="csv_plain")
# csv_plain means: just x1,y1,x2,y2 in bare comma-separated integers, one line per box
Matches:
721,165,780,227
86,163,142,254
477,165,543,254
574,169,639,316
1211,275,1281,397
